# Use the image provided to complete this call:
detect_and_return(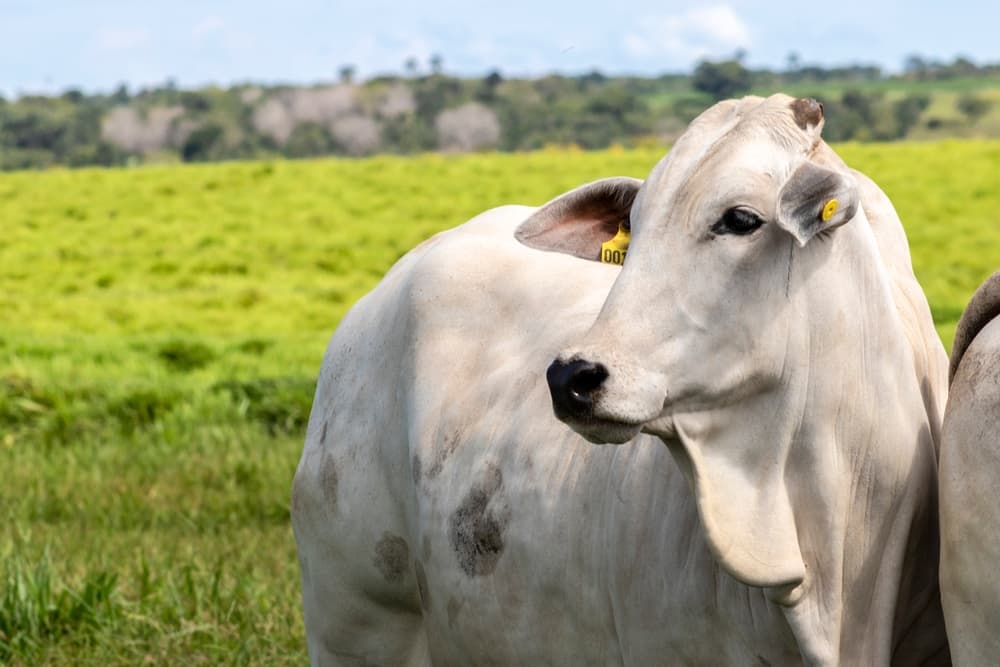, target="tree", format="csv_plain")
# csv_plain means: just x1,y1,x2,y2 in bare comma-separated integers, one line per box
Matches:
286,122,333,157
484,70,503,88
434,102,500,152
692,59,751,101
339,65,356,84
894,94,931,137
476,70,504,102
252,98,294,145
181,123,224,161
180,91,211,112
841,89,878,125
111,83,130,104
330,114,382,155
404,57,419,77
429,54,444,75
903,55,928,79
377,84,416,118
957,94,992,122
100,106,184,153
